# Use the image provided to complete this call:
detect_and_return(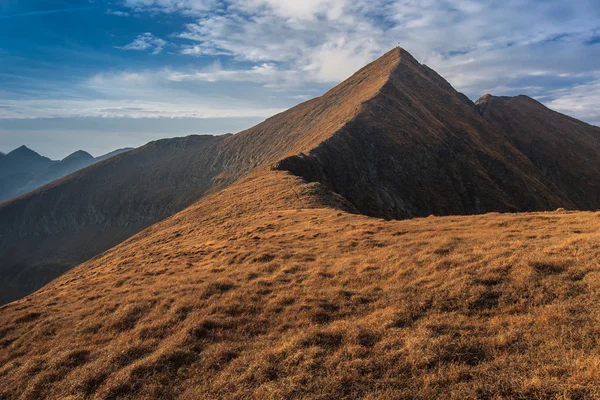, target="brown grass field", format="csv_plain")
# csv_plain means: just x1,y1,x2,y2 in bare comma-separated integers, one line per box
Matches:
1,171,600,399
